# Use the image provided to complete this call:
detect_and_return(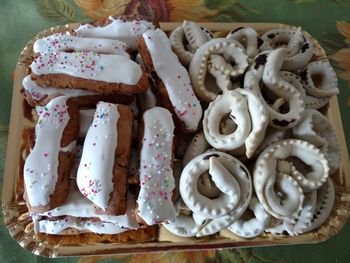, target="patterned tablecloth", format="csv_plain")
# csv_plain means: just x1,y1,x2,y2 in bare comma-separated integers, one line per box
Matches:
0,0,349,262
